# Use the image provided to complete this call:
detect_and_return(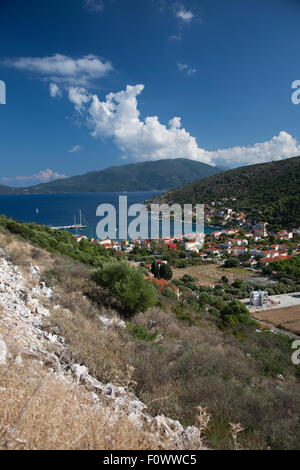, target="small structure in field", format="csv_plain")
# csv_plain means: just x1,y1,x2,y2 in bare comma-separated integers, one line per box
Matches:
250,290,269,307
